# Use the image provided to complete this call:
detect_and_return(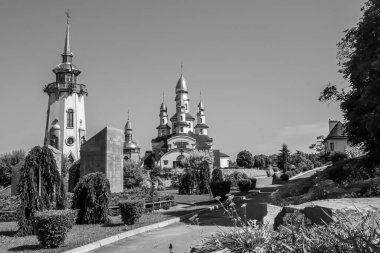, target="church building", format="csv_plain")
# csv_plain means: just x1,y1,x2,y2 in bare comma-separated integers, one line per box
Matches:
151,72,229,168
43,15,87,162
